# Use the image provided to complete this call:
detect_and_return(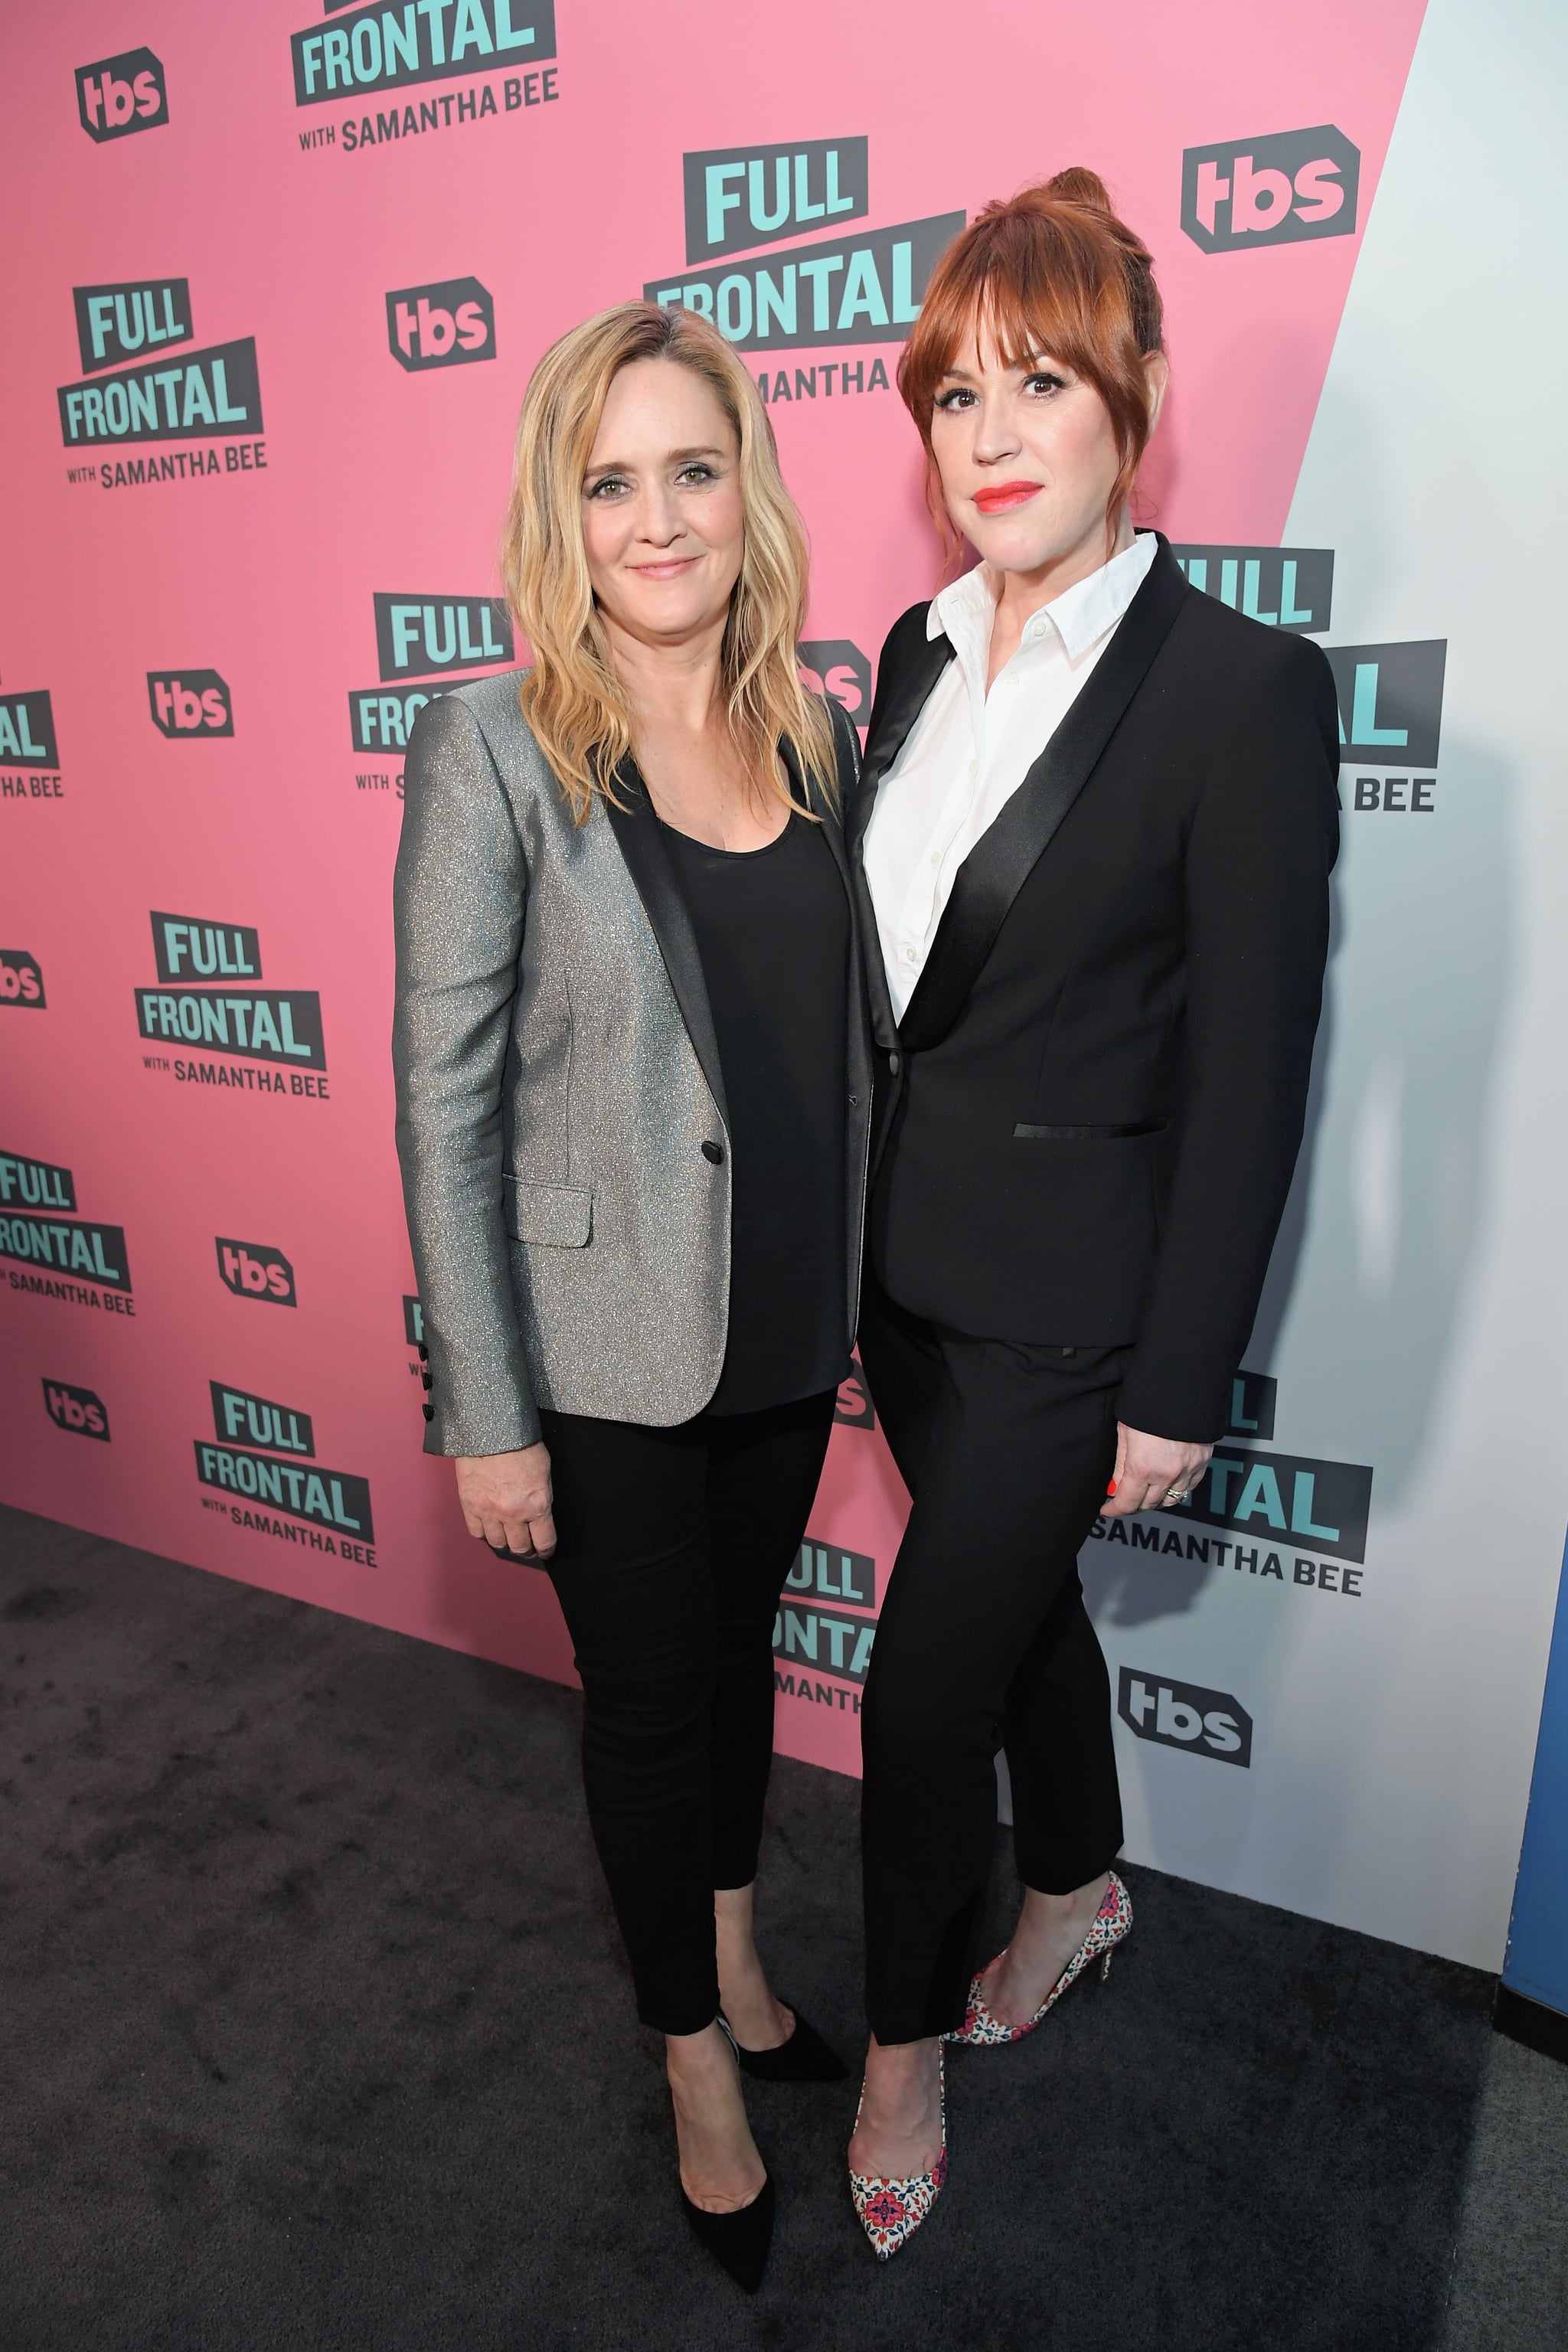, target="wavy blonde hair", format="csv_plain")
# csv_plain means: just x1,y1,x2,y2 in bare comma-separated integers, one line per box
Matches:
501,302,836,824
